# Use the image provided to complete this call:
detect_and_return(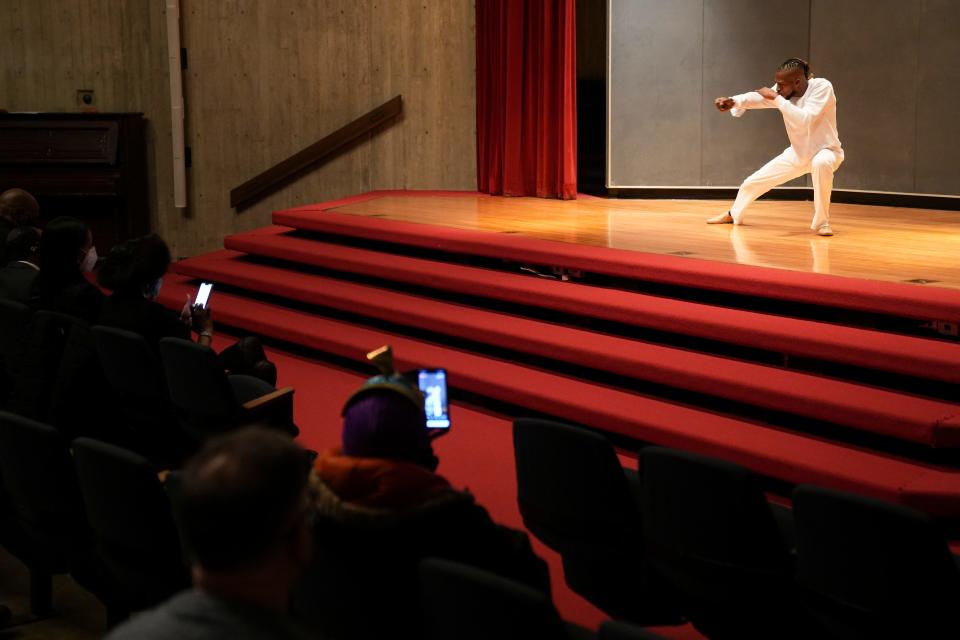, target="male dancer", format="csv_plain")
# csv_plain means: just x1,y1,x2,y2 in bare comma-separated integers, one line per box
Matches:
708,58,843,236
